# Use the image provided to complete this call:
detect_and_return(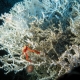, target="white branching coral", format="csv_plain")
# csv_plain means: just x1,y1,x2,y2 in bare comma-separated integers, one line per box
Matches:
0,0,80,80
